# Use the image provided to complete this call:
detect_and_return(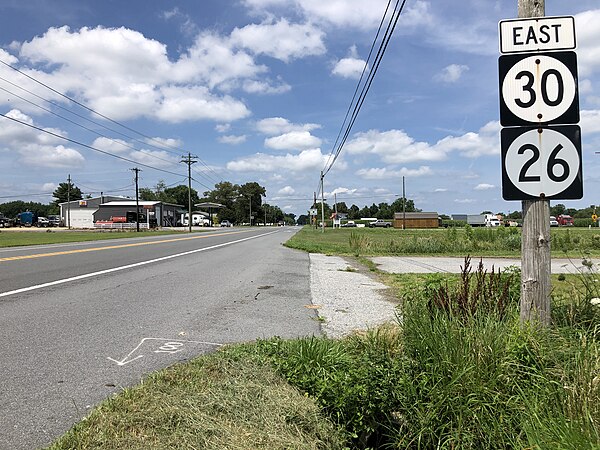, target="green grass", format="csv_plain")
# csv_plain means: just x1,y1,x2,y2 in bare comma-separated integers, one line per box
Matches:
49,347,344,450
284,225,600,257
0,229,191,248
